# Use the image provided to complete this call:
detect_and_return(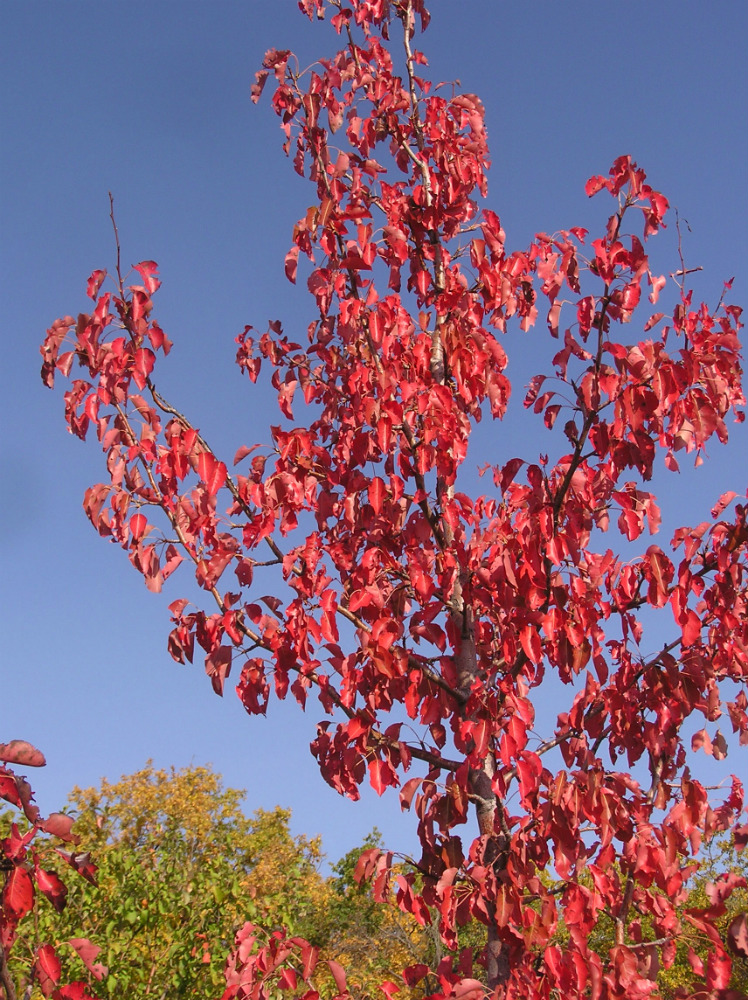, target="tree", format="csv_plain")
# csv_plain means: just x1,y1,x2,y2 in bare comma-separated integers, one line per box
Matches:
0,739,103,1000
6,763,328,998
39,1,747,998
